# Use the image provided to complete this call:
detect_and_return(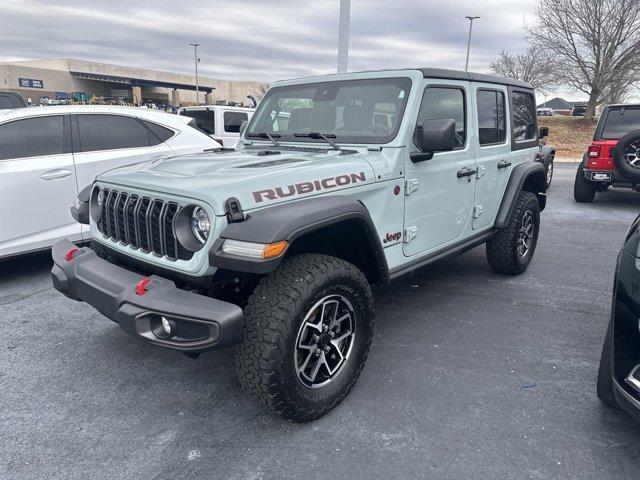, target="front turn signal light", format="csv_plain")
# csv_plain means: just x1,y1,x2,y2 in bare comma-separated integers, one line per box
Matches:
221,239,288,260
262,241,288,259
